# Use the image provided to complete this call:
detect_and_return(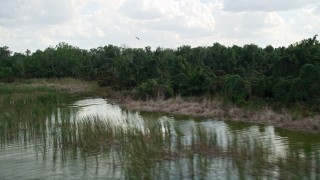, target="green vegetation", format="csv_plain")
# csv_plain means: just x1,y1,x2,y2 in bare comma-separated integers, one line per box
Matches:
1,36,320,111
0,82,77,148
0,84,319,179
